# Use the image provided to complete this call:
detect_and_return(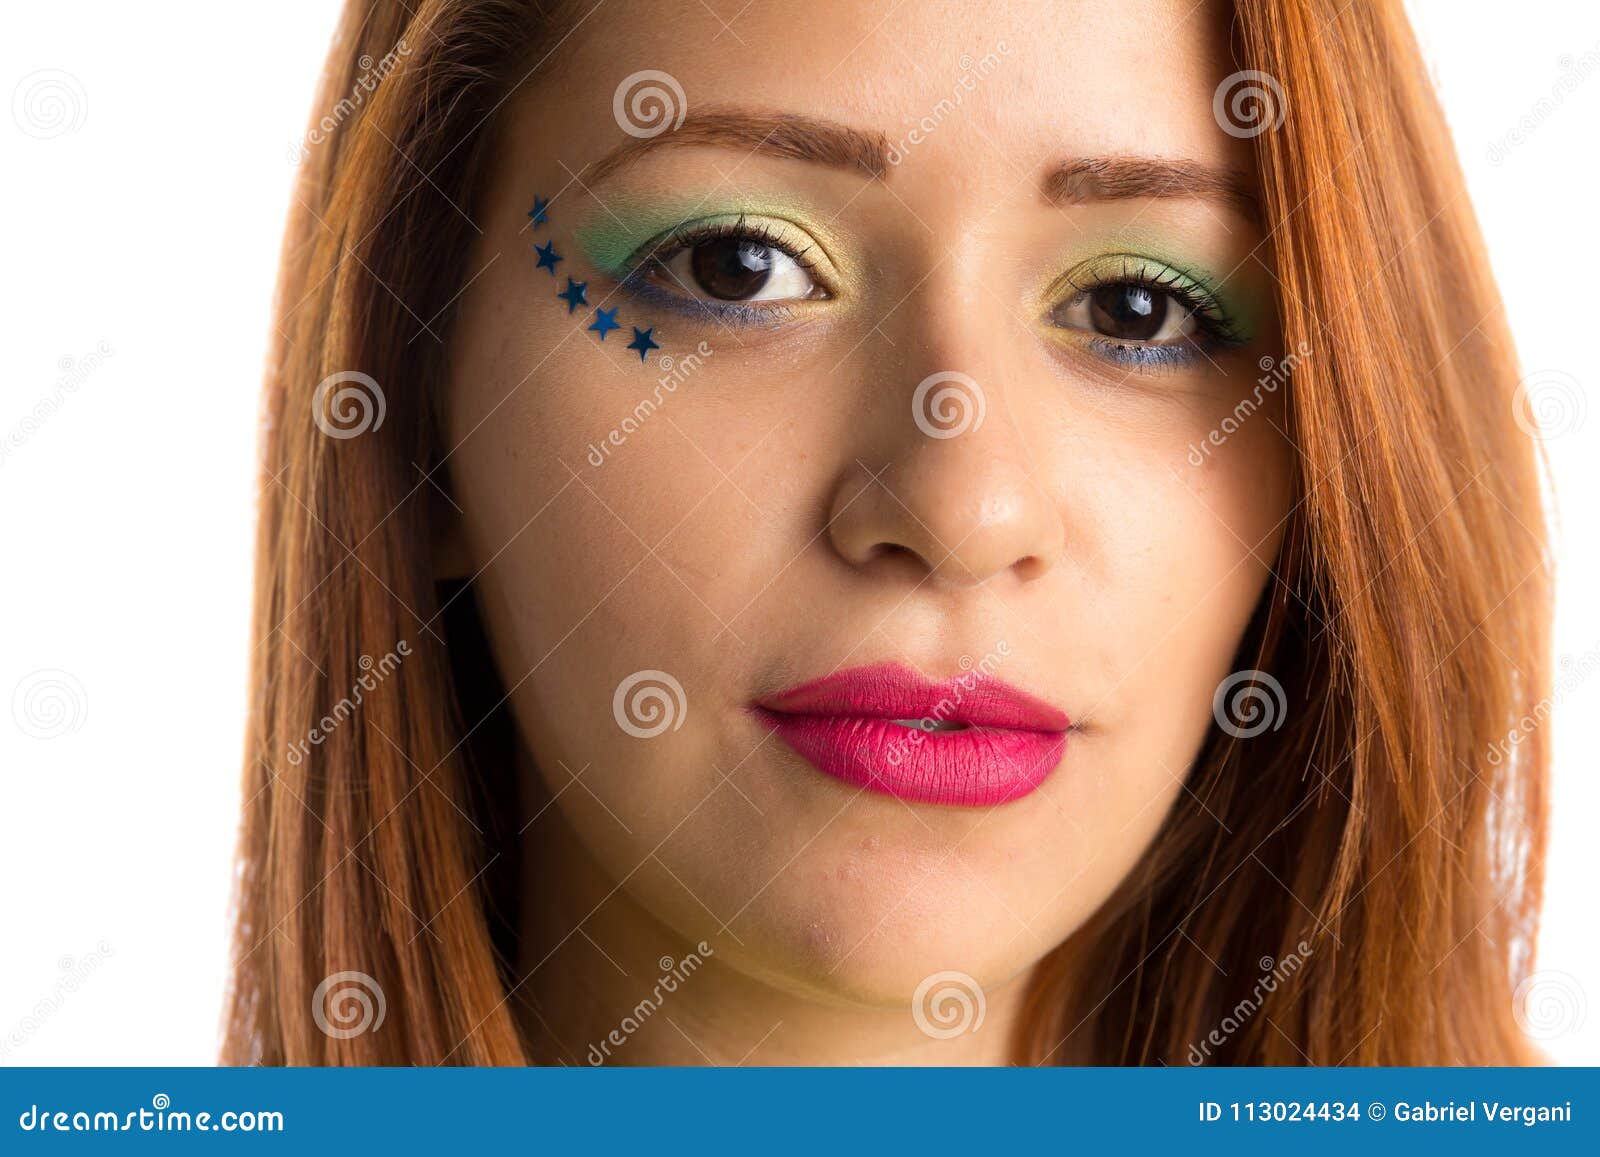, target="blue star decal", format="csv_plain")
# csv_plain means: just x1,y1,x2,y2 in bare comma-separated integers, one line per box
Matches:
534,240,563,276
626,326,660,362
557,277,588,312
527,195,549,226
588,307,620,340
